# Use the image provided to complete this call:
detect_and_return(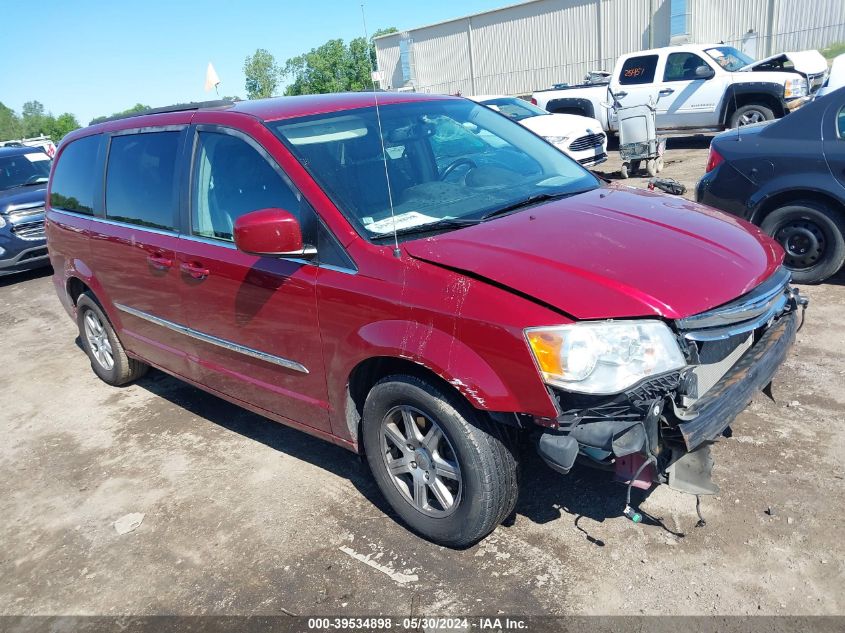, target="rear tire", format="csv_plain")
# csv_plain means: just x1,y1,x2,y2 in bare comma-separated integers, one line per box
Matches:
730,103,775,128
620,163,629,179
77,293,149,385
646,159,657,177
362,374,519,548
760,201,845,284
